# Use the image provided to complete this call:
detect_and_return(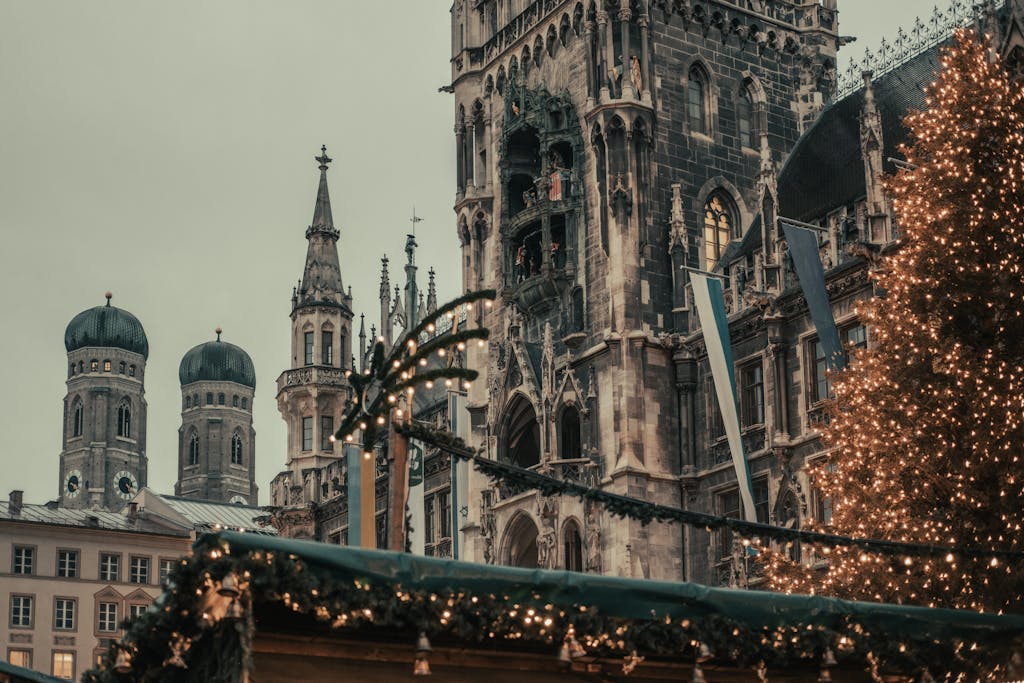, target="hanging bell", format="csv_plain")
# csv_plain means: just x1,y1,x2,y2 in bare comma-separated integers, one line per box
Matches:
692,662,706,683
225,598,244,620
568,636,586,660
414,632,432,676
218,572,241,599
113,649,133,674
697,642,714,663
557,642,572,668
822,648,838,668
